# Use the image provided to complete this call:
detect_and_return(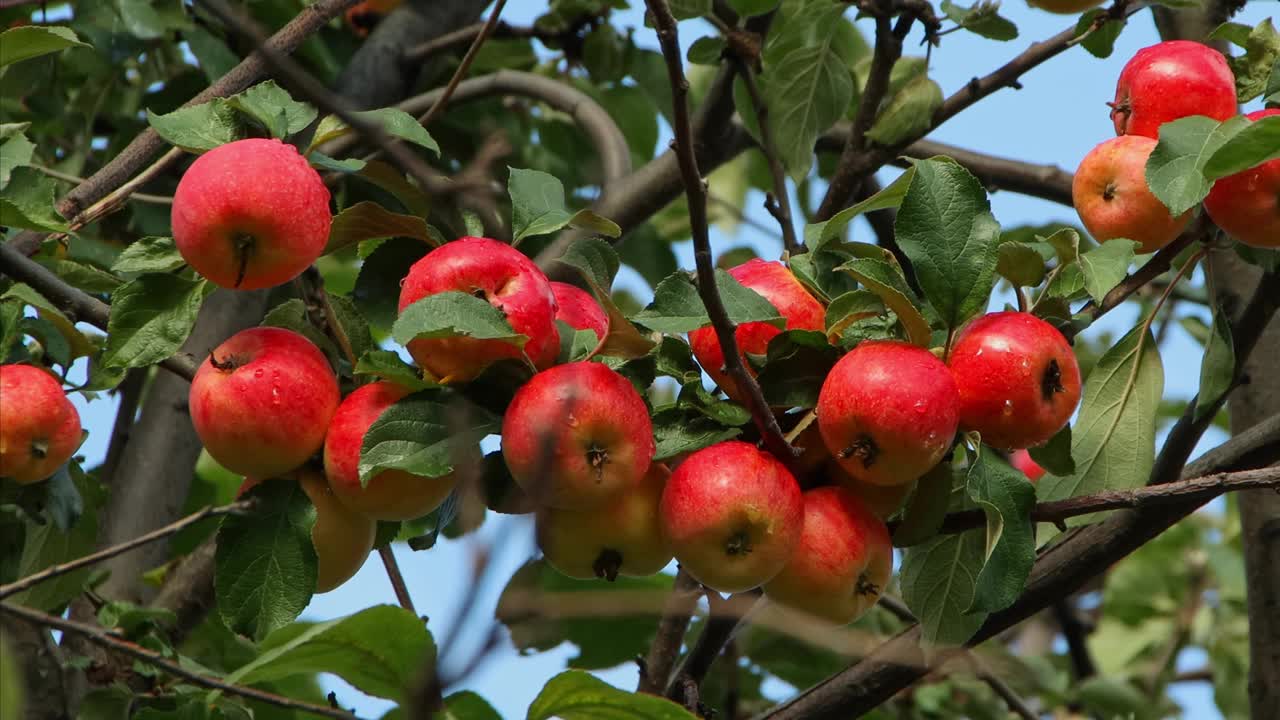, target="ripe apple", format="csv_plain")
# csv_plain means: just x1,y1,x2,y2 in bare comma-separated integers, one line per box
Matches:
397,237,559,383
1073,135,1192,253
537,462,672,580
551,281,609,341
190,327,339,479
502,361,655,509
0,364,82,484
323,381,466,521
763,486,893,625
948,312,1082,450
171,138,331,290
1010,449,1046,482
240,472,376,593
659,440,803,593
1026,0,1103,13
1111,40,1236,139
817,340,959,487
1204,109,1280,249
688,259,824,404
830,462,915,519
